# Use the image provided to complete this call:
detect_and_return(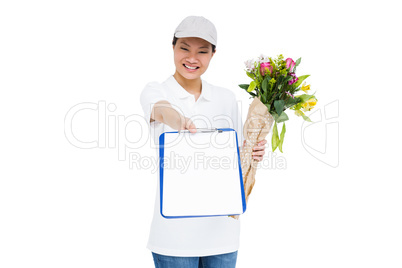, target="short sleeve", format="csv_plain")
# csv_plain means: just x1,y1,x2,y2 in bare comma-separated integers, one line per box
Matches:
140,82,168,124
140,82,167,145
